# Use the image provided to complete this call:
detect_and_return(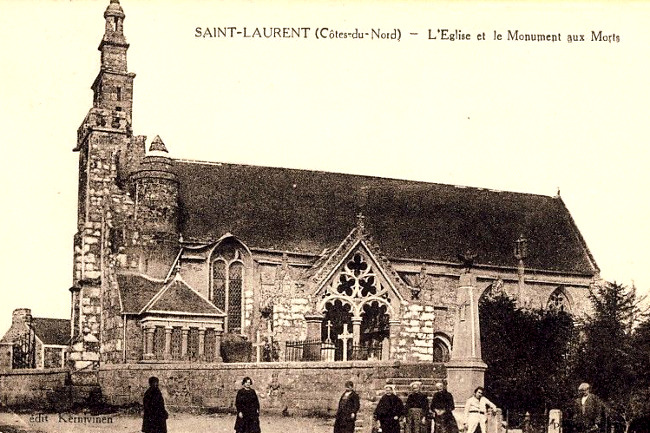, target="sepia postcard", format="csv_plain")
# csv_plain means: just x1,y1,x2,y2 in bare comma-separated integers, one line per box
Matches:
0,1,648,432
